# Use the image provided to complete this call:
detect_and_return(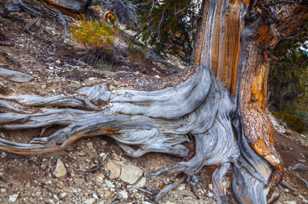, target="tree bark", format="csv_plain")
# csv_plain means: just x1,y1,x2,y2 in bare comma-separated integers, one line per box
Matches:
194,0,307,179
0,0,307,203
194,0,307,202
